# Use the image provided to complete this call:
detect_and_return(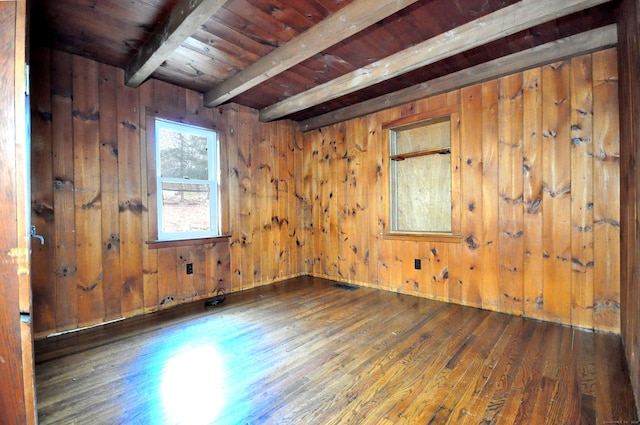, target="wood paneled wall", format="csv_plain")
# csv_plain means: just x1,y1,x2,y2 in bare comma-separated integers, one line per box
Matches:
30,46,621,337
30,48,299,337
618,0,640,415
296,48,620,332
